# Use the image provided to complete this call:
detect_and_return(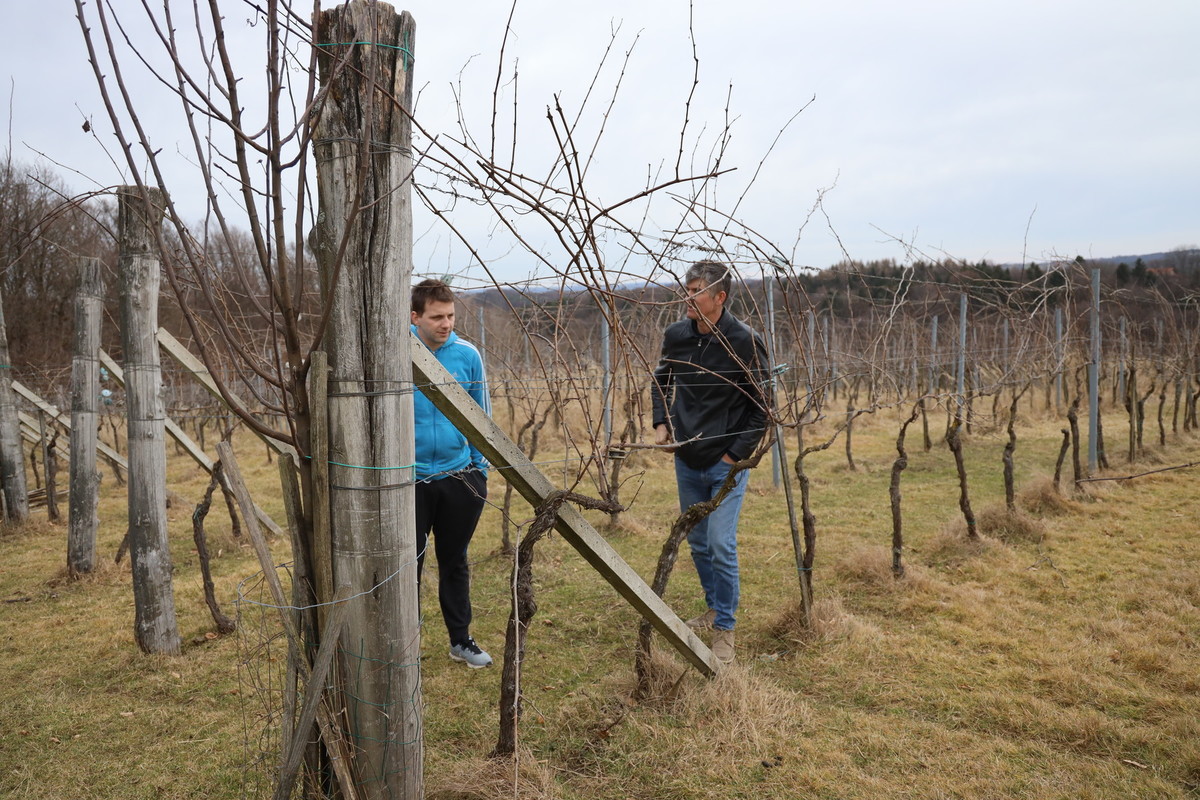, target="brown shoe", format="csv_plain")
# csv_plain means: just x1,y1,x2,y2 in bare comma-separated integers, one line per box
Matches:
711,628,735,664
685,608,716,630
